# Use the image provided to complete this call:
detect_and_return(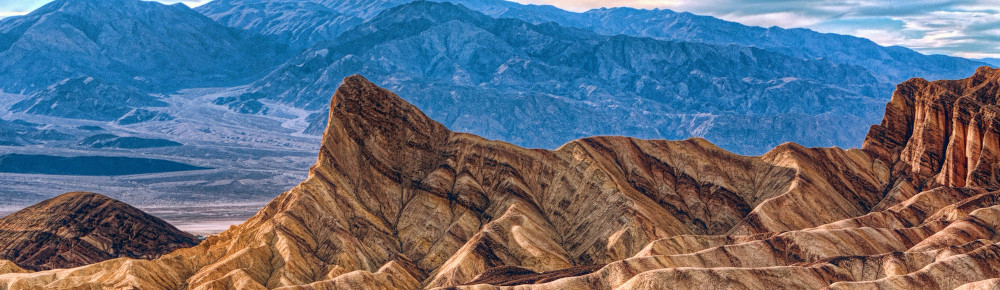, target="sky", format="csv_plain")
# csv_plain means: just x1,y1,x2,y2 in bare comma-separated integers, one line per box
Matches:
1,0,996,59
